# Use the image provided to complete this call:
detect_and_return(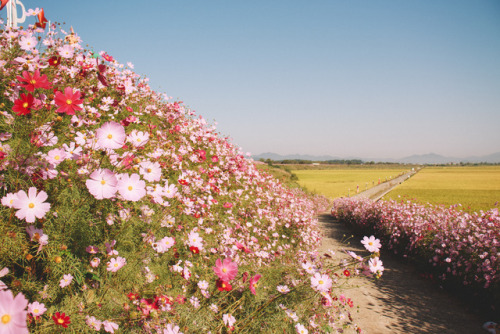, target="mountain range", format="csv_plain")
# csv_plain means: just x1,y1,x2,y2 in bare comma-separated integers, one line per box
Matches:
252,152,500,164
